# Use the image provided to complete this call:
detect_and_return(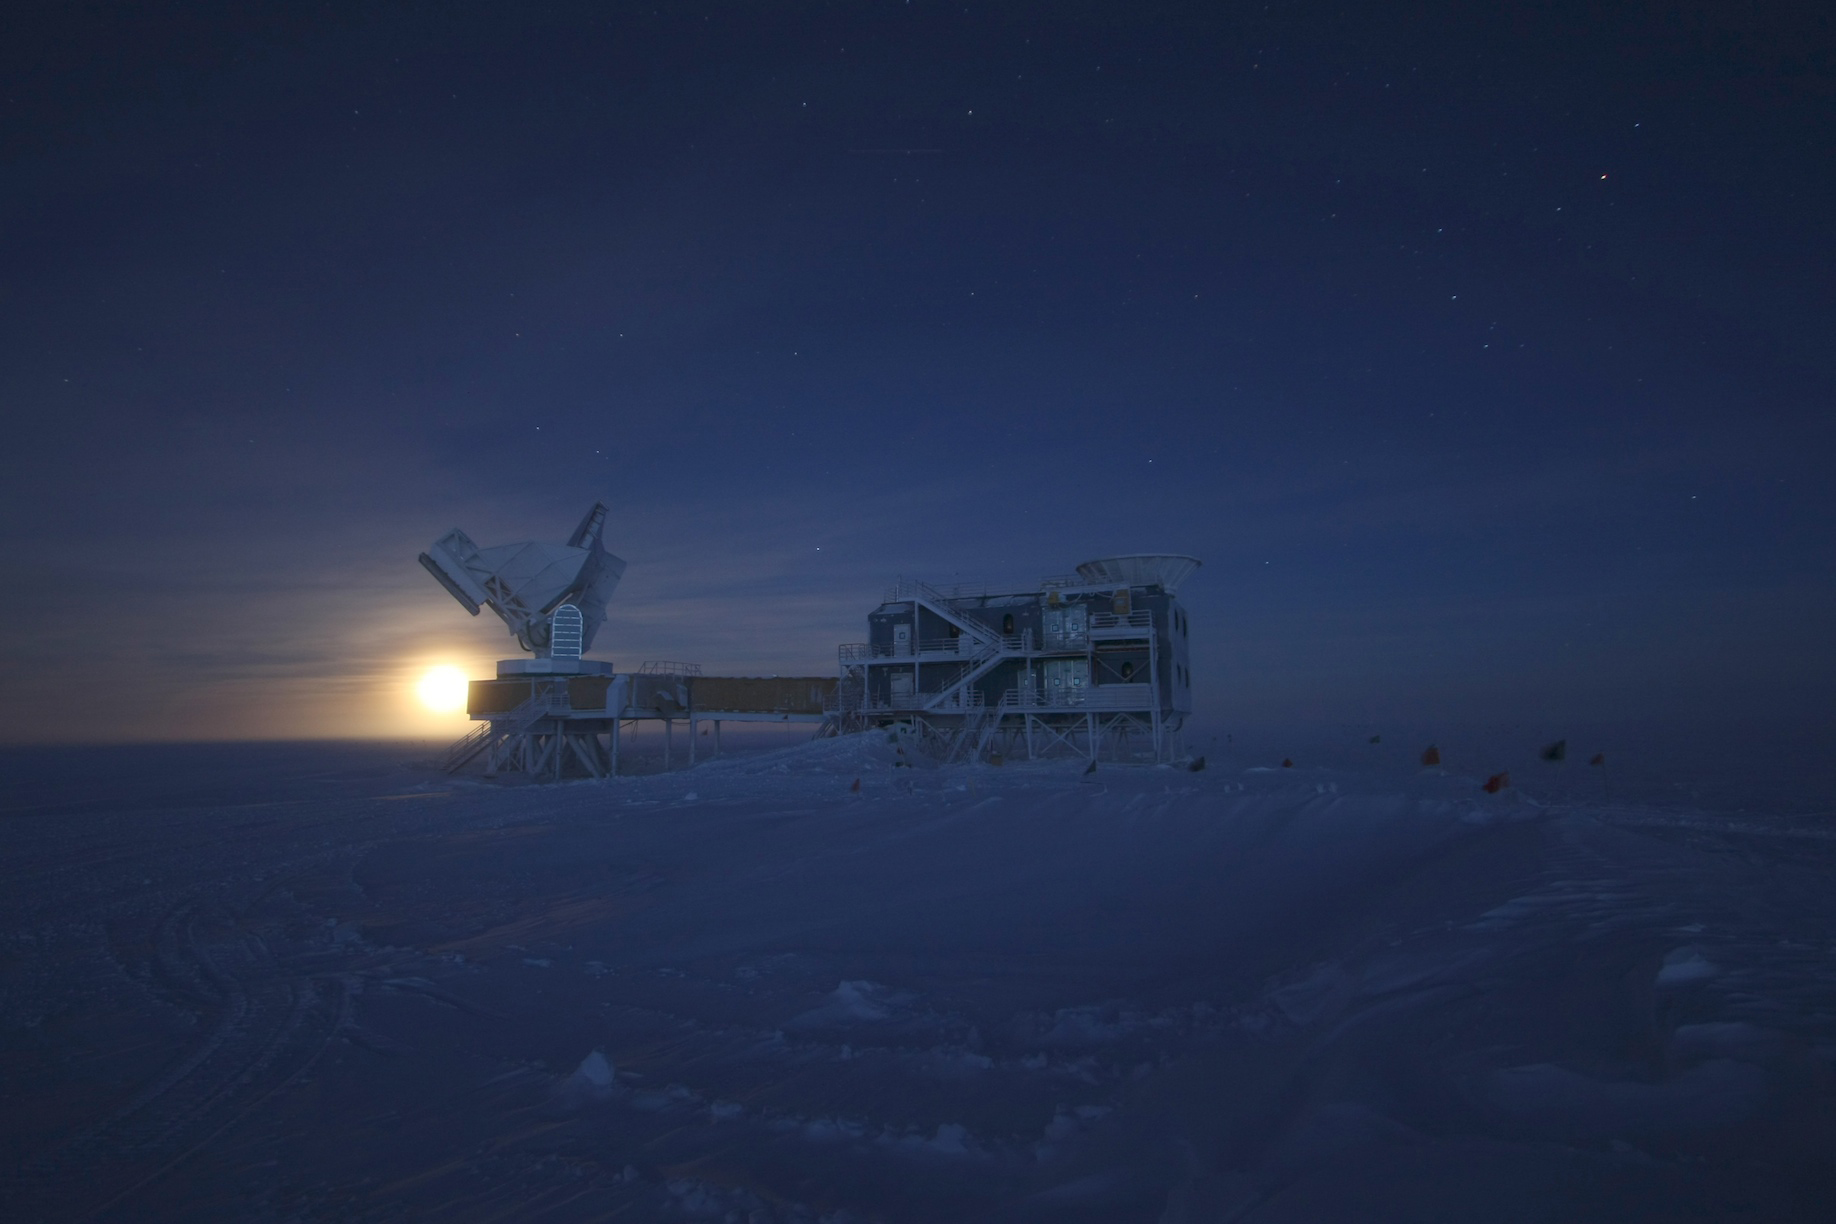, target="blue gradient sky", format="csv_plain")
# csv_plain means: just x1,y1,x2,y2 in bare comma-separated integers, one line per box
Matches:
2,1,1831,741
